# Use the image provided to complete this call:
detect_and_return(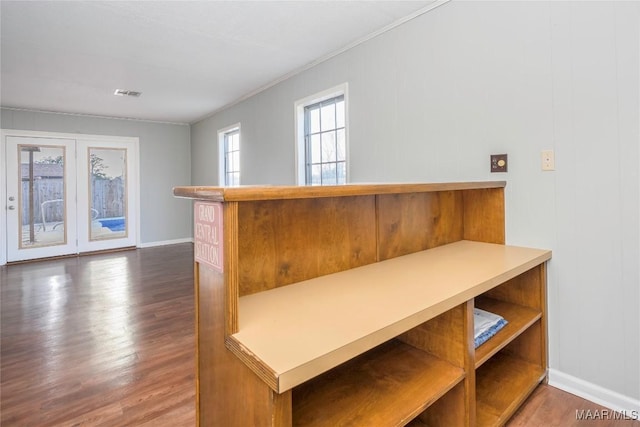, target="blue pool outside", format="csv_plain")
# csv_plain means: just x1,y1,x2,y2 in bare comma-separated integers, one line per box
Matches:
98,217,126,232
